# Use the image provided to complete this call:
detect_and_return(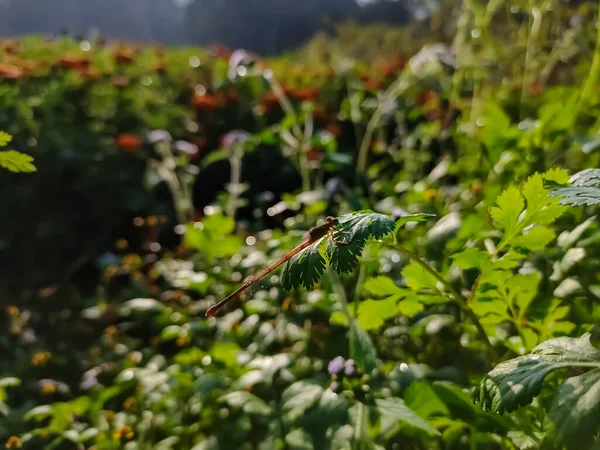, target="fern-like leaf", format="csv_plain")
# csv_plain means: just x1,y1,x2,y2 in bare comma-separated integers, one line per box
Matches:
0,150,36,173
550,168,600,206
